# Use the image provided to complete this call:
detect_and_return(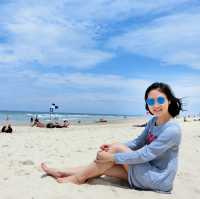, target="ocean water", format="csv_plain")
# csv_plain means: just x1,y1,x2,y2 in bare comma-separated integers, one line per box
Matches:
0,110,137,125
